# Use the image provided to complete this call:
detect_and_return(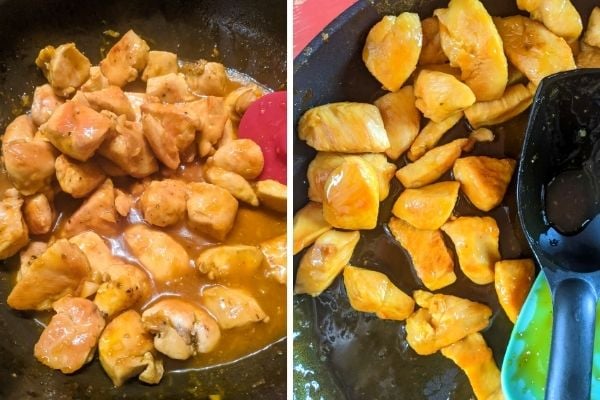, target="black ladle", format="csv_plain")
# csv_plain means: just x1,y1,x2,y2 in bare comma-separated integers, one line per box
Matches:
517,69,600,400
